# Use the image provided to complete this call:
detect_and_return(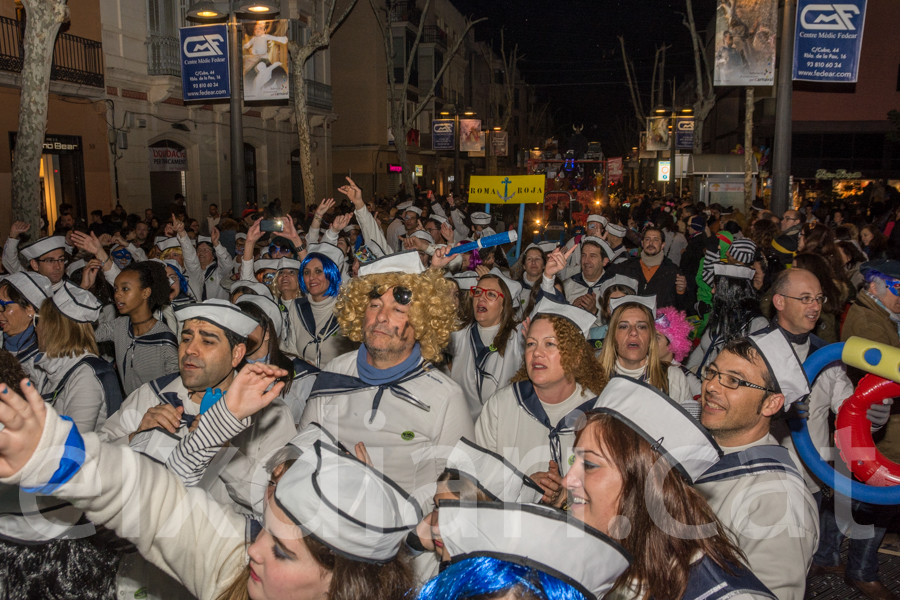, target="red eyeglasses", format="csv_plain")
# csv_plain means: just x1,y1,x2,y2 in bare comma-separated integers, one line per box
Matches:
469,286,504,301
